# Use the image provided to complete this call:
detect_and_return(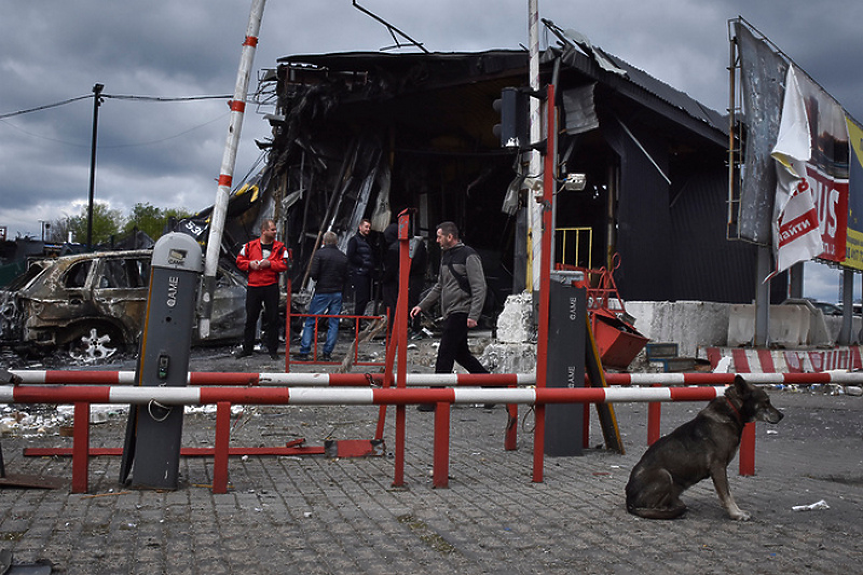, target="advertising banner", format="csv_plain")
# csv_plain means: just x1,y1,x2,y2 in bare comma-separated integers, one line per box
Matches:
793,70,849,264
844,117,863,269
769,65,849,276
769,67,822,279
